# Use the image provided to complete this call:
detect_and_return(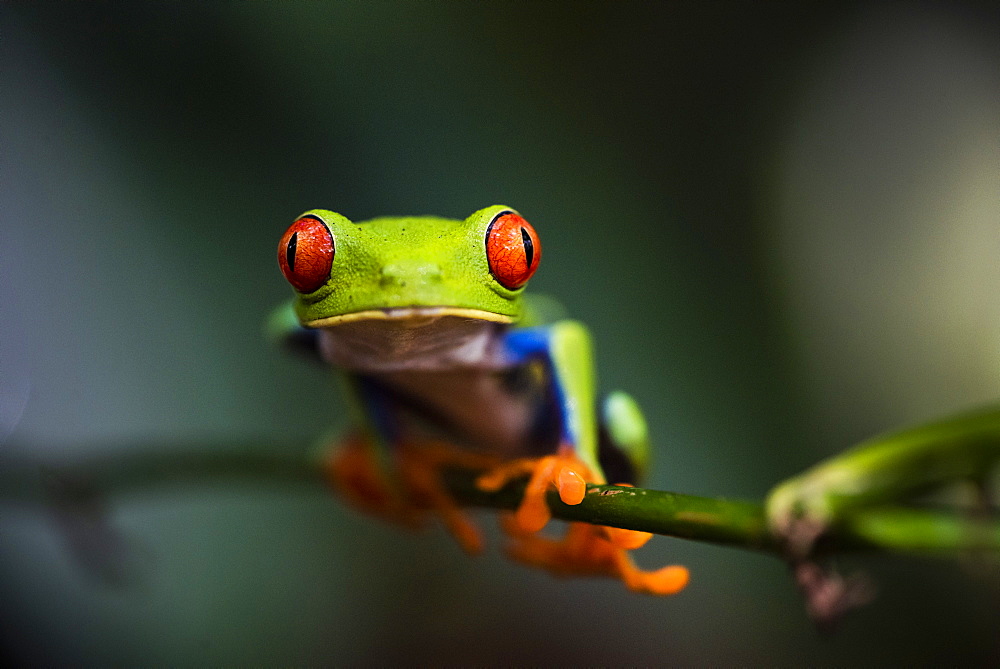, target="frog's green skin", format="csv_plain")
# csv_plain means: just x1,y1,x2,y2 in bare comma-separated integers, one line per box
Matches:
272,205,649,486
